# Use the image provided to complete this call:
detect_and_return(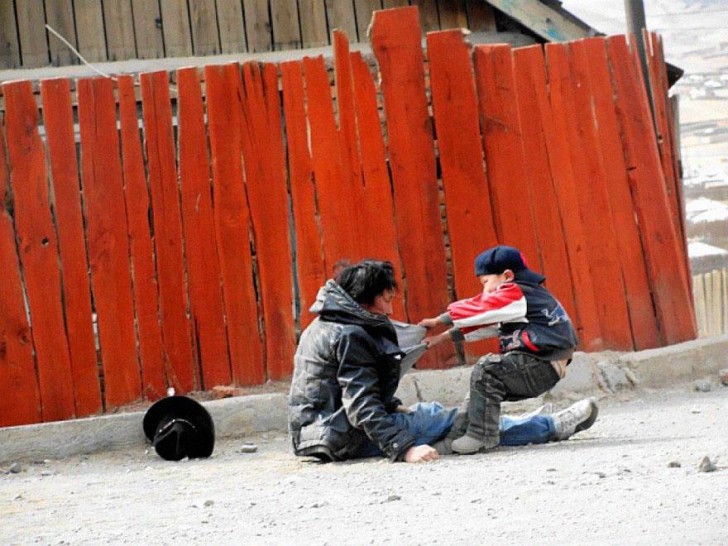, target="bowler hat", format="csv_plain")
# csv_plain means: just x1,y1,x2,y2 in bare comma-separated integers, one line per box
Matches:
143,396,215,461
474,245,546,285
